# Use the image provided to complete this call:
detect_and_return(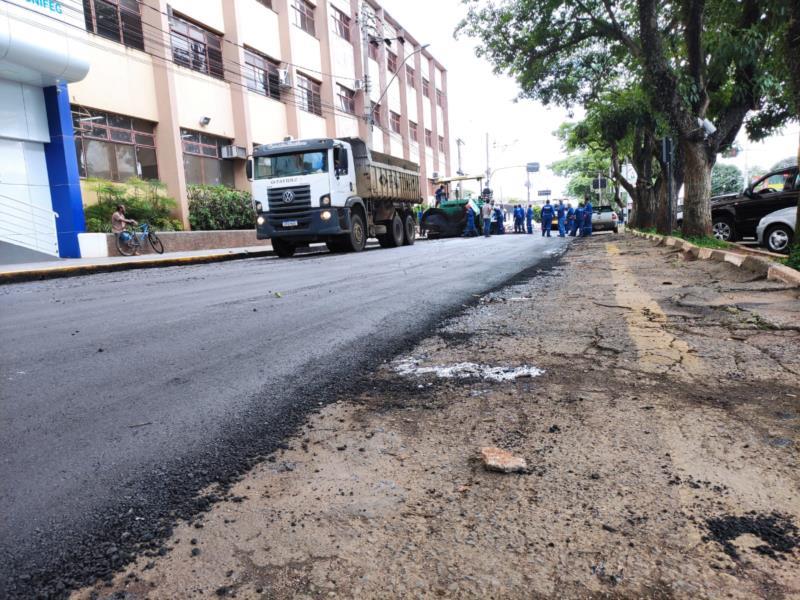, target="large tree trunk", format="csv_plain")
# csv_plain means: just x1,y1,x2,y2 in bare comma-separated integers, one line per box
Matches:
680,140,713,237
633,182,657,229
